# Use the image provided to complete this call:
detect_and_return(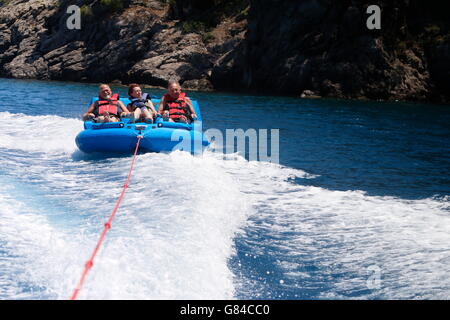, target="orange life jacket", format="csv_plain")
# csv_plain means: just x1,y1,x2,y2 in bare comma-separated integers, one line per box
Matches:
94,93,120,116
163,92,191,121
